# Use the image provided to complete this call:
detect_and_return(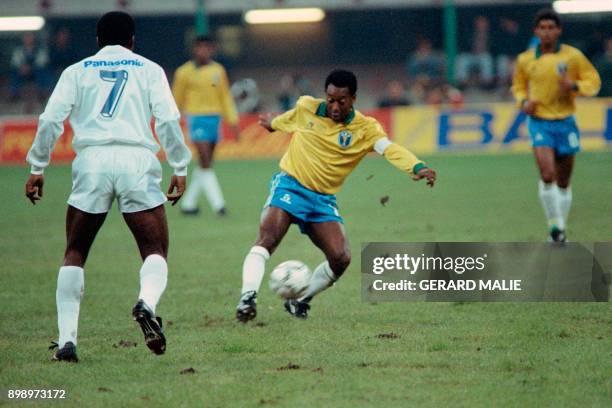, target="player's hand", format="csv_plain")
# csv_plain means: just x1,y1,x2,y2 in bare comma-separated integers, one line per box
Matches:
411,167,436,188
25,174,44,205
166,175,186,206
258,113,275,132
559,77,576,93
521,100,538,116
